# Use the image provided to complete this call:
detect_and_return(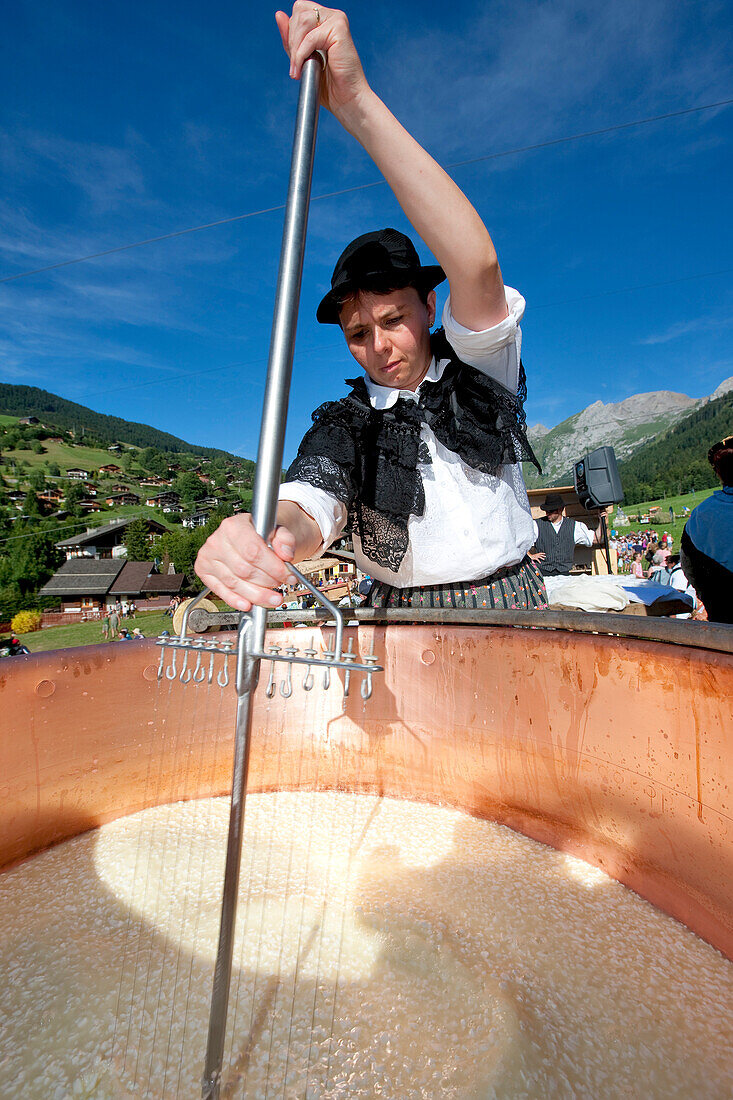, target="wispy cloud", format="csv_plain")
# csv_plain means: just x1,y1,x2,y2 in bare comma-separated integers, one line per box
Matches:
33,132,146,212
367,0,733,162
640,315,733,345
